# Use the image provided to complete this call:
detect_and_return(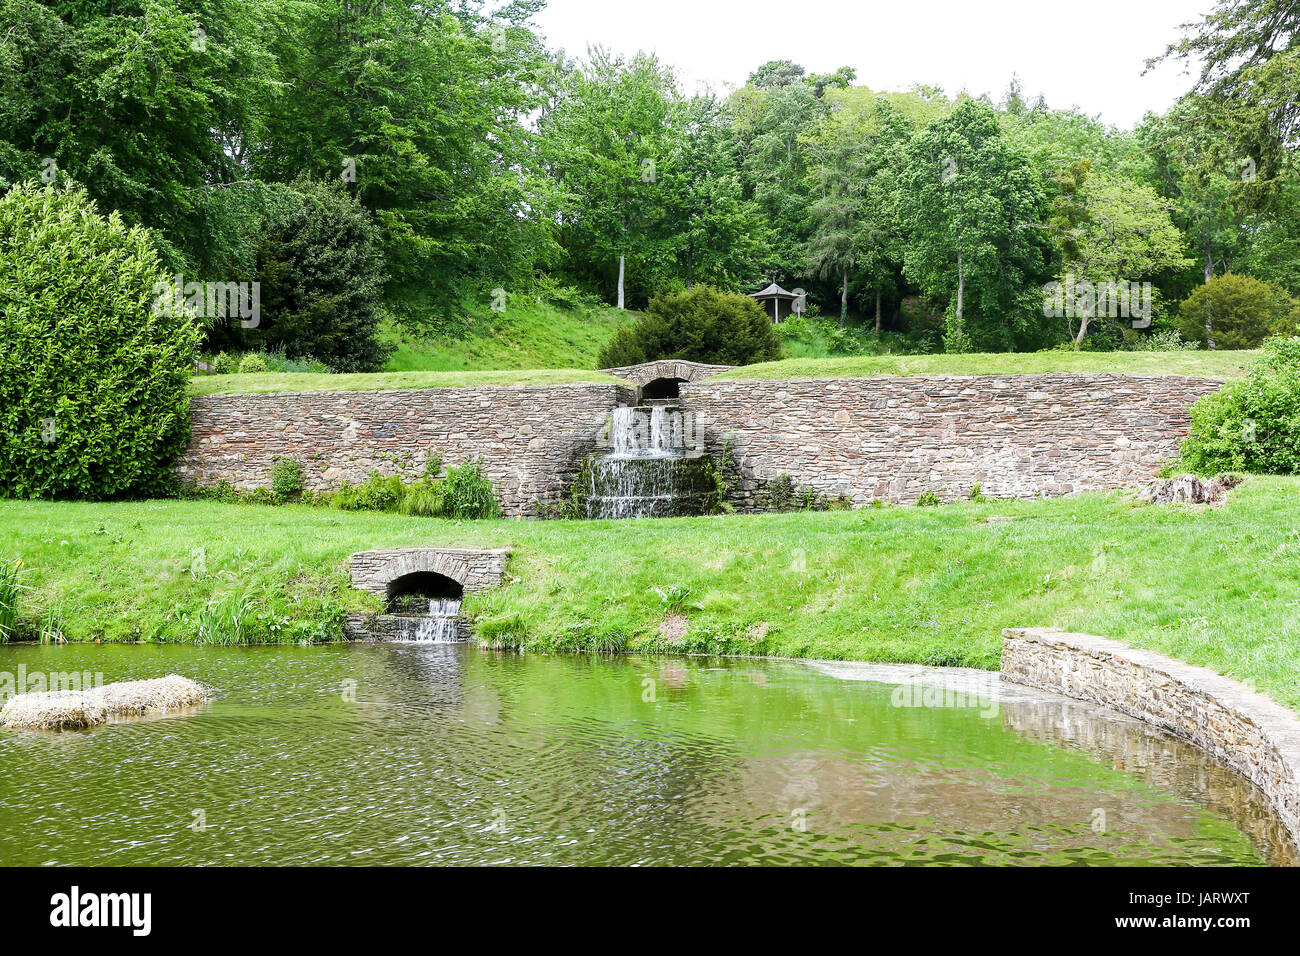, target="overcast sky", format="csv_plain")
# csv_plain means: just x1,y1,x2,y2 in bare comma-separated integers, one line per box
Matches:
532,0,1208,129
